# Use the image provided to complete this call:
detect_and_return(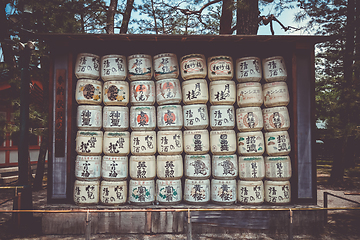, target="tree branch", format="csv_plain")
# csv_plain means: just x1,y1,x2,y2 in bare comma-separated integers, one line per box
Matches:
177,0,222,16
